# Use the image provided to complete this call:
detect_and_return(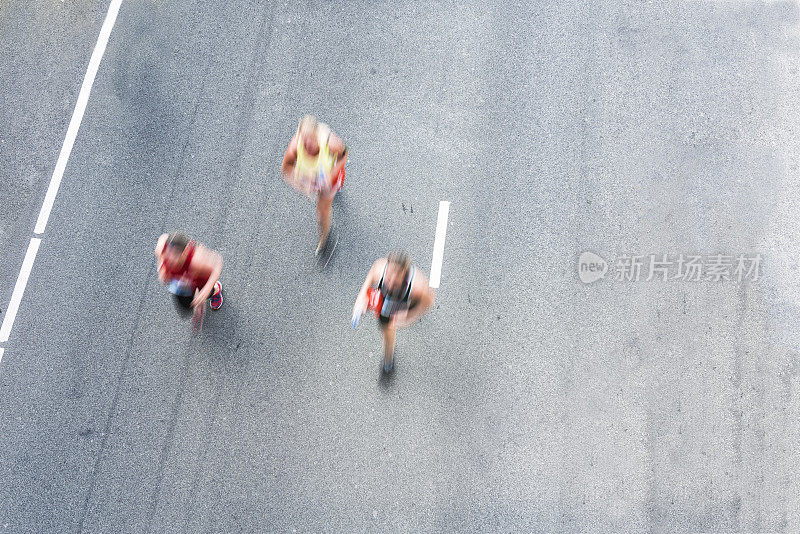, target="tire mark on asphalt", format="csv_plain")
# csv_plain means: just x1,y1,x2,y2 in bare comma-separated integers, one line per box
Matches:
145,339,194,533
227,34,303,291
188,25,300,534
76,94,204,534
179,373,224,534
146,2,282,530
76,259,158,534
176,1,307,528
210,1,279,246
